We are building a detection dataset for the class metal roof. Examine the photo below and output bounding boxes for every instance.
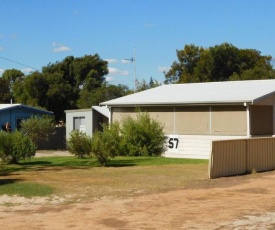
[0,104,53,114]
[92,106,109,118]
[65,106,109,118]
[100,80,275,107]
[0,104,21,110]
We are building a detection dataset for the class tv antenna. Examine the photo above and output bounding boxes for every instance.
[124,47,136,92]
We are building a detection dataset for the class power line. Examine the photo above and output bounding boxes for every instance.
[0,56,40,71]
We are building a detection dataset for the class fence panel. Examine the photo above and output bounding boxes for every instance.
[247,138,275,172]
[209,137,275,179]
[209,139,247,179]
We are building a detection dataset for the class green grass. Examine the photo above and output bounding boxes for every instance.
[0,156,208,199]
[18,156,207,167]
[0,181,54,197]
[1,156,207,174]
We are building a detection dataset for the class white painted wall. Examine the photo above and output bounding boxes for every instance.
[164,135,247,159]
[65,109,93,140]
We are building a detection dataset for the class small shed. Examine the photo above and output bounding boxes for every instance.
[65,106,109,140]
[100,79,275,159]
[0,103,53,131]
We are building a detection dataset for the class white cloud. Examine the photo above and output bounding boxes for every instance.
[158,66,170,73]
[21,68,34,74]
[0,46,3,51]
[121,59,131,64]
[108,67,129,76]
[106,76,113,82]
[104,59,118,63]
[0,69,4,76]
[52,42,71,52]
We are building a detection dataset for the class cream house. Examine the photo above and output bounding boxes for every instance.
[100,80,275,159]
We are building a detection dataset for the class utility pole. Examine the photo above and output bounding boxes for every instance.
[124,47,136,92]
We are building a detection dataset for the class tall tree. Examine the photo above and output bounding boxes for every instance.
[12,54,109,121]
[165,44,204,83]
[77,83,130,108]
[0,77,11,103]
[165,43,275,83]
[136,78,162,92]
[1,69,24,103]
[12,71,48,106]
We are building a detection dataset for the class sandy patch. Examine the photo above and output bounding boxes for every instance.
[1,171,275,229]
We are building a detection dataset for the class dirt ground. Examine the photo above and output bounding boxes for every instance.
[1,152,275,229]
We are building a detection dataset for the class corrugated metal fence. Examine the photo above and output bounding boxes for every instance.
[209,137,275,179]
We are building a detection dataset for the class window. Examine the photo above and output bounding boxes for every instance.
[73,117,85,131]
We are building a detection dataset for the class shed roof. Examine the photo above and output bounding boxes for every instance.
[0,104,53,114]
[92,106,109,118]
[100,80,275,107]
[65,106,109,118]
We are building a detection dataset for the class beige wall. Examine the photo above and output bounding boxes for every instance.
[112,105,247,136]
[254,94,275,134]
[112,107,174,133]
[211,106,247,135]
[175,107,210,134]
[250,105,273,135]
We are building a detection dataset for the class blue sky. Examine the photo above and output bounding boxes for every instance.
[1,0,275,89]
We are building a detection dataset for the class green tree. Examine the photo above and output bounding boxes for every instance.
[19,115,56,145]
[91,122,121,166]
[165,44,204,83]
[0,131,36,164]
[165,43,275,83]
[12,54,108,121]
[1,69,24,103]
[67,130,92,158]
[12,71,48,106]
[0,77,12,103]
[135,78,161,92]
[120,111,167,157]
[77,83,130,108]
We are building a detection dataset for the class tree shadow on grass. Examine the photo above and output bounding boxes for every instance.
[18,159,95,171]
[106,158,150,167]
[1,157,153,175]
[0,178,23,186]
[19,161,52,166]
[0,166,27,176]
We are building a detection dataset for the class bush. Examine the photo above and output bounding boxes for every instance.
[67,111,166,165]
[120,112,167,156]
[20,115,56,144]
[91,122,121,166]
[0,131,37,164]
[67,130,92,158]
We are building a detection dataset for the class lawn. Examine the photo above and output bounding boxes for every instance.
[0,156,208,202]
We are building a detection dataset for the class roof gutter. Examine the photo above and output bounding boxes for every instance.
[100,101,253,108]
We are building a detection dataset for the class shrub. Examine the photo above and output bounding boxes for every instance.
[20,115,56,144]
[0,131,37,164]
[120,112,167,156]
[91,122,121,166]
[67,130,92,158]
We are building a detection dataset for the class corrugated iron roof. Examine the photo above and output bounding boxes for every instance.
[100,79,275,106]
[0,104,21,109]
[0,104,53,114]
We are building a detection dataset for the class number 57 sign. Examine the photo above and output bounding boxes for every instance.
[166,135,179,152]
